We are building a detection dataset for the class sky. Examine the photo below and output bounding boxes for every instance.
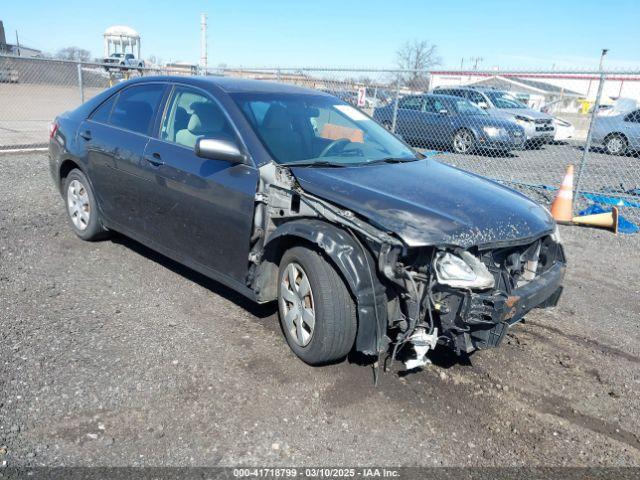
[3,0,639,70]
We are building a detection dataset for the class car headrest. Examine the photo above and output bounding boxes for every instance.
[188,102,226,135]
[262,105,293,130]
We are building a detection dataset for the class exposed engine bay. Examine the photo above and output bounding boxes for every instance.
[247,163,565,369]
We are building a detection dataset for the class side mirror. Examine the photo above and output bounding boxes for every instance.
[195,138,246,164]
[478,102,489,109]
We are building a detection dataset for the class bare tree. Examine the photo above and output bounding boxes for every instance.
[55,47,91,62]
[395,40,441,90]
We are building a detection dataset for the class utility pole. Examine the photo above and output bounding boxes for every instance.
[15,30,20,56]
[200,13,208,73]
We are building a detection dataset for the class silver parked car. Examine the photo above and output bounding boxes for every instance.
[592,109,640,155]
[433,86,556,145]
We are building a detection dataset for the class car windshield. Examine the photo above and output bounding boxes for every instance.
[485,91,527,109]
[232,92,419,166]
[454,99,488,115]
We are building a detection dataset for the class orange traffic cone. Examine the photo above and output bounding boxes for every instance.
[550,165,574,223]
[573,206,619,234]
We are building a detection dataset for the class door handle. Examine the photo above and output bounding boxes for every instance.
[79,130,92,141]
[144,152,164,167]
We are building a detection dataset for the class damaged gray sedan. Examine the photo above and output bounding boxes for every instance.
[49,76,565,368]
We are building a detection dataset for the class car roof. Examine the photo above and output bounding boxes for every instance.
[124,75,332,96]
[436,85,499,92]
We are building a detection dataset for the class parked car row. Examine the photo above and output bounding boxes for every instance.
[372,86,561,155]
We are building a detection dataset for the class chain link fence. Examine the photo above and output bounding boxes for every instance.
[1,54,639,235]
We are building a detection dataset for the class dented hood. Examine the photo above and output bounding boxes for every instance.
[290,159,554,248]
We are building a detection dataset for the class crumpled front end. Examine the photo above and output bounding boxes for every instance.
[249,162,565,368]
[380,230,565,368]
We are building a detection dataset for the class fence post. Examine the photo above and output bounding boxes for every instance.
[574,71,605,210]
[391,75,401,133]
[77,62,84,104]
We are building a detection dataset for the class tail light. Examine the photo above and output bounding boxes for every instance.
[49,121,58,140]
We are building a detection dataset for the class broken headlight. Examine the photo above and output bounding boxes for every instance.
[434,251,495,290]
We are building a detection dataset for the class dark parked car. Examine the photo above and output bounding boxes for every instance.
[373,94,525,154]
[49,76,565,369]
[433,86,556,146]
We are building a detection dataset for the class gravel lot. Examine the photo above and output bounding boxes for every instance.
[1,152,639,467]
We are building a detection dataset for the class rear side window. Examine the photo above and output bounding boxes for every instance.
[91,95,117,124]
[109,84,166,135]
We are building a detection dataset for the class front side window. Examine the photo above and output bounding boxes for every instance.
[424,97,449,114]
[109,84,166,135]
[233,93,418,166]
[398,96,424,111]
[485,91,527,109]
[465,90,487,105]
[161,87,237,149]
[454,99,488,115]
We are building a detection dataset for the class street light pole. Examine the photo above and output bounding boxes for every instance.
[598,49,609,71]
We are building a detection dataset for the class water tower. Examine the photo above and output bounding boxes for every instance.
[103,25,141,58]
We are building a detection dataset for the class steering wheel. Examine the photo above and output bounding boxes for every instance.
[319,138,351,158]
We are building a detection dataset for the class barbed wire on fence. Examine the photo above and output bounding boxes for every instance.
[1,54,638,233]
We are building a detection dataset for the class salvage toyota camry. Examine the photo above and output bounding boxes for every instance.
[49,76,565,368]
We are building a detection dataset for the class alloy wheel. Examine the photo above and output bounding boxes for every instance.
[67,179,91,231]
[454,130,473,154]
[280,262,316,347]
[606,136,624,155]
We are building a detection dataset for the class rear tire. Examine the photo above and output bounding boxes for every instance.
[277,246,357,365]
[63,169,108,241]
[605,134,628,155]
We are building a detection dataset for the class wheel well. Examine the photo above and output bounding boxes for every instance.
[455,127,474,135]
[257,234,360,305]
[59,159,81,186]
[257,236,322,302]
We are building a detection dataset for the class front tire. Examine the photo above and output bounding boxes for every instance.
[277,246,357,365]
[605,134,627,155]
[452,128,475,154]
[63,169,108,241]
